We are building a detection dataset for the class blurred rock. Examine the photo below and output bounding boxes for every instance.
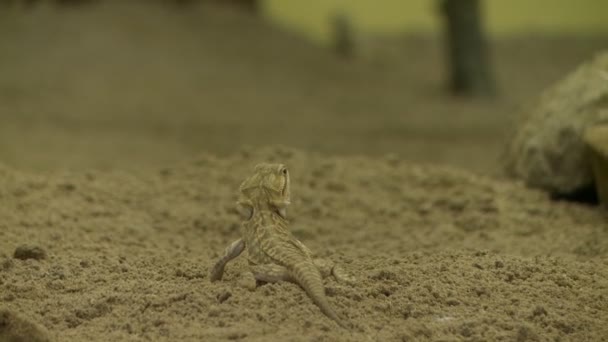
[0,309,51,342]
[584,122,608,205]
[504,52,608,195]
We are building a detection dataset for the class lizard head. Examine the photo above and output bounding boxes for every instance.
[237,163,291,219]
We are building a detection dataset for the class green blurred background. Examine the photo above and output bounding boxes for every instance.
[264,0,608,43]
[0,0,606,174]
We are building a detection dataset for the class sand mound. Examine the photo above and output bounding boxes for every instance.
[0,147,606,341]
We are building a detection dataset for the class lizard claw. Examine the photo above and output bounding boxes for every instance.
[332,265,356,285]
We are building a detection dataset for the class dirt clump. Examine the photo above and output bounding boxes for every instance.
[13,245,47,261]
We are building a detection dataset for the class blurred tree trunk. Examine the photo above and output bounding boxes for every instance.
[0,0,39,8]
[331,11,355,59]
[440,0,495,96]
[173,0,199,6]
[54,0,97,6]
[224,0,258,13]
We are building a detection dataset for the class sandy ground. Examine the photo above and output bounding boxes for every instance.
[1,2,608,342]
[1,147,607,341]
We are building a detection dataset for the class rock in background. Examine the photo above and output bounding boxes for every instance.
[504,52,608,195]
[583,121,608,204]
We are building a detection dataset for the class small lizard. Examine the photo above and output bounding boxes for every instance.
[210,163,352,329]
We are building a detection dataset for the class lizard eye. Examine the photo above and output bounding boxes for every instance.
[282,168,288,175]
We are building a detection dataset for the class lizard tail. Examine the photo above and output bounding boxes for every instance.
[290,261,349,329]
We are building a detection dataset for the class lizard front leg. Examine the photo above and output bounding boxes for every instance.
[210,238,245,281]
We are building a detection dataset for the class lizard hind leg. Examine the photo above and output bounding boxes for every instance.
[313,258,356,285]
[250,264,295,284]
[252,264,350,329]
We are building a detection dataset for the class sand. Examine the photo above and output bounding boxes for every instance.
[1,146,607,341]
[1,2,608,341]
